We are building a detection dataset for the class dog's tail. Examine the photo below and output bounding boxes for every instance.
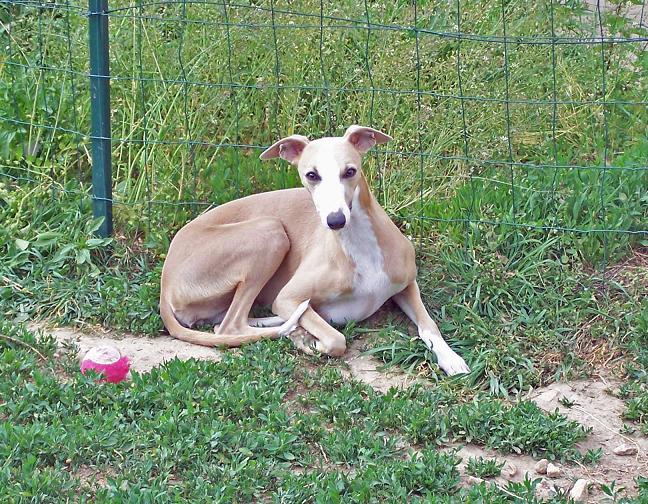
[159,296,309,348]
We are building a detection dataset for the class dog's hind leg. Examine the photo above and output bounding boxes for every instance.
[162,217,304,347]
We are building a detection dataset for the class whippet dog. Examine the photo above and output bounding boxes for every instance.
[160,125,470,375]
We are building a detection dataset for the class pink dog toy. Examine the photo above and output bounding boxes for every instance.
[80,345,130,383]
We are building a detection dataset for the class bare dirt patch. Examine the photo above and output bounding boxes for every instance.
[40,325,222,373]
[529,377,648,500]
[341,335,427,393]
[71,464,115,491]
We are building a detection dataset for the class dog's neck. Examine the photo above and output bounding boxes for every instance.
[335,172,384,267]
[339,171,379,232]
[356,171,376,212]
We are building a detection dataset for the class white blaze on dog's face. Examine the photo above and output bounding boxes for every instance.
[297,137,360,229]
[259,125,392,230]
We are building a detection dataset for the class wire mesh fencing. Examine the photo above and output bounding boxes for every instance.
[1,0,646,267]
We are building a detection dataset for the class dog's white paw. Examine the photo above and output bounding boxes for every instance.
[436,348,471,376]
[420,331,470,376]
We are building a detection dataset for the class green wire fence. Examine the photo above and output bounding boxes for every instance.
[0,0,646,266]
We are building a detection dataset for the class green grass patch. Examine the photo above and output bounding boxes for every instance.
[1,0,646,261]
[368,232,648,396]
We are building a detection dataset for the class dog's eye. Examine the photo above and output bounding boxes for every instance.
[343,167,357,178]
[305,171,320,182]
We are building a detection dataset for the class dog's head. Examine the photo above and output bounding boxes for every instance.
[260,125,392,230]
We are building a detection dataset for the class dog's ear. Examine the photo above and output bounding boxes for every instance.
[343,125,392,154]
[259,134,309,165]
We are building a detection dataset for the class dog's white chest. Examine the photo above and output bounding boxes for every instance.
[318,206,401,324]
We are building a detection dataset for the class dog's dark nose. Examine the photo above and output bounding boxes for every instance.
[326,211,346,230]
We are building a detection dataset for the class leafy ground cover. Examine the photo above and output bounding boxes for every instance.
[0,322,603,503]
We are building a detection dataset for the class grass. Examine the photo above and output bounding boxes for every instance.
[581,447,603,466]
[367,233,648,396]
[0,0,647,500]
[1,1,647,261]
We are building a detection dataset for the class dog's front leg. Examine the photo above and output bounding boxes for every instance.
[393,281,470,376]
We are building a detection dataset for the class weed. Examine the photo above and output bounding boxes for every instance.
[620,424,637,436]
[465,456,504,478]
[558,396,577,408]
[582,447,603,465]
[624,394,648,435]
[601,481,626,503]
[0,323,597,502]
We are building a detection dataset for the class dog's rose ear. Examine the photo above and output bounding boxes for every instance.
[344,125,392,154]
[259,135,309,165]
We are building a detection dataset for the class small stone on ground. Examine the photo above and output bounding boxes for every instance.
[546,462,561,478]
[534,458,548,475]
[570,479,589,503]
[502,462,517,480]
[613,443,638,456]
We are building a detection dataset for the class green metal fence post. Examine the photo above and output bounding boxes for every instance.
[88,0,112,237]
